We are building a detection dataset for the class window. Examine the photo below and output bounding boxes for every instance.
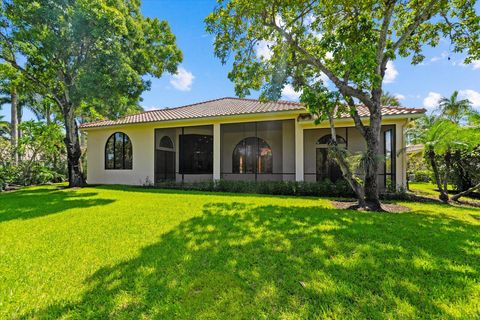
[105,132,132,170]
[317,134,346,145]
[384,129,394,188]
[159,136,174,149]
[233,137,272,174]
[179,134,213,174]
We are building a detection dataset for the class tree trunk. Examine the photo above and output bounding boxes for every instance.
[427,148,449,202]
[363,107,382,210]
[10,87,18,165]
[62,104,85,187]
[451,181,480,202]
[443,150,451,194]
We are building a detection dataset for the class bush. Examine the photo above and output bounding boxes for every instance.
[410,170,432,182]
[153,179,356,198]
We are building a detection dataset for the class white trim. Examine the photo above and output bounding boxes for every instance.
[213,123,221,180]
[295,120,304,181]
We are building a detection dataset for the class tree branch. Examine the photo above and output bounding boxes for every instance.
[0,53,64,108]
[265,17,374,109]
[376,1,395,76]
[382,0,437,69]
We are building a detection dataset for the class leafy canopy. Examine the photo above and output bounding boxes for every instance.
[0,0,182,119]
[206,0,480,116]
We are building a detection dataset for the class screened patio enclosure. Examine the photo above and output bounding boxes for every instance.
[153,120,396,190]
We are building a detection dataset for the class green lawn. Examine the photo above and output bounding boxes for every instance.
[1,185,479,319]
[409,181,480,204]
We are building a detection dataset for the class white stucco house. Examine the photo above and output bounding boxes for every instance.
[80,97,425,190]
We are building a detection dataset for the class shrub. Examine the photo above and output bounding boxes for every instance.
[153,179,356,198]
[410,170,432,182]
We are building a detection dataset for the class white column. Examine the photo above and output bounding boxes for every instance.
[395,122,406,189]
[213,123,221,180]
[295,120,304,181]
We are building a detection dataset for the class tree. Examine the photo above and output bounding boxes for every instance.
[0,113,8,137]
[0,0,182,187]
[0,62,21,164]
[206,0,480,210]
[410,112,480,202]
[438,90,473,124]
[381,92,402,107]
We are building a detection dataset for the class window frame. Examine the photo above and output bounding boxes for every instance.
[383,128,396,189]
[104,132,133,170]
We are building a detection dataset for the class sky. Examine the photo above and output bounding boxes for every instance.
[1,0,479,122]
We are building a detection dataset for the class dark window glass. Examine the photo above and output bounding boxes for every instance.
[384,129,394,189]
[179,134,213,174]
[159,136,174,149]
[317,134,346,145]
[105,136,114,169]
[385,130,393,174]
[105,132,133,170]
[232,137,272,174]
[124,135,133,169]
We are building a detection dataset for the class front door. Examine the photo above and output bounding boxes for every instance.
[155,150,175,182]
[316,148,342,182]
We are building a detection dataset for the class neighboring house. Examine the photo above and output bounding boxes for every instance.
[80,97,425,190]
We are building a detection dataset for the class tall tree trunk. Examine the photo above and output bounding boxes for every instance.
[62,104,85,187]
[10,87,18,165]
[427,148,449,202]
[363,106,382,210]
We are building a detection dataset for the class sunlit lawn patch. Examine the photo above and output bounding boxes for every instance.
[1,185,479,318]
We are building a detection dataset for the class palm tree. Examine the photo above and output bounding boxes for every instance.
[381,92,402,107]
[0,113,9,138]
[438,91,472,124]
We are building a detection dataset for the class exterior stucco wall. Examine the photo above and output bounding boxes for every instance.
[86,126,155,185]
[85,115,409,190]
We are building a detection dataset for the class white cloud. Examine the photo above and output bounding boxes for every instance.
[256,40,274,60]
[430,51,449,63]
[383,61,398,84]
[395,93,405,100]
[472,60,480,70]
[459,89,480,108]
[281,84,302,100]
[170,67,194,91]
[423,92,442,109]
[144,106,159,111]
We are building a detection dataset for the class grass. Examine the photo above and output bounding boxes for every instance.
[409,181,480,204]
[1,185,479,319]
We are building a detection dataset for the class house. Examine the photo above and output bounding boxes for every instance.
[80,97,425,190]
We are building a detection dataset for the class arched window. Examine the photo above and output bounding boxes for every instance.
[159,136,174,149]
[317,134,346,145]
[233,137,272,174]
[105,132,132,169]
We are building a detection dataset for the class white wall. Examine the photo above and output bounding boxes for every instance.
[85,117,408,188]
[86,126,155,185]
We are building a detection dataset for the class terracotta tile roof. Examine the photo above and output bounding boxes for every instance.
[80,97,426,129]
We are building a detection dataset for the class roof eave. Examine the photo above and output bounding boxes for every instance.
[80,108,306,131]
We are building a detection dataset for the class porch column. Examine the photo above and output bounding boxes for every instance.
[295,119,304,181]
[395,121,407,189]
[213,123,221,180]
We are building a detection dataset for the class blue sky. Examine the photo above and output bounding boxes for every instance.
[1,0,479,121]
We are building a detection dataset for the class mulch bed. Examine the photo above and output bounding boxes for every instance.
[332,200,410,213]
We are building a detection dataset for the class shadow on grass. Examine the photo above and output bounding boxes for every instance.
[0,187,115,223]
[24,201,480,318]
